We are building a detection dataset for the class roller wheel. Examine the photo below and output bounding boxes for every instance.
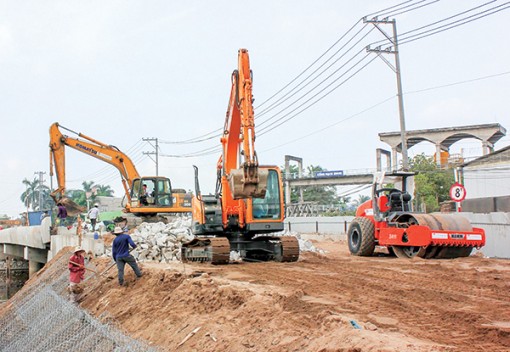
[392,246,426,258]
[435,246,473,259]
[348,217,375,256]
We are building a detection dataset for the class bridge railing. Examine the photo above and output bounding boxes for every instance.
[283,168,381,180]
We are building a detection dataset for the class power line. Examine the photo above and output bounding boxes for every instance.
[377,0,440,19]
[158,1,432,146]
[260,95,396,152]
[256,26,374,122]
[399,2,510,45]
[158,1,510,156]
[258,53,378,135]
[405,70,510,94]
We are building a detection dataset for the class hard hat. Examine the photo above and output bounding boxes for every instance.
[74,246,85,253]
[113,226,123,234]
[94,204,99,207]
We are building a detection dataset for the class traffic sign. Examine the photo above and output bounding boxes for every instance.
[449,183,466,202]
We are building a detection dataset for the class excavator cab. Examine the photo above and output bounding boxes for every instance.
[130,177,174,208]
[250,168,282,220]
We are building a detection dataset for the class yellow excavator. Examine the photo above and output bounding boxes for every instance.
[49,122,192,217]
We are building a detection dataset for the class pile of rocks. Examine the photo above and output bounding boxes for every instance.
[103,217,194,262]
[103,218,324,263]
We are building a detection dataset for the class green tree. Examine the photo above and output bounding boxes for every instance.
[20,178,50,211]
[409,154,454,212]
[352,194,370,207]
[63,181,114,209]
[283,164,339,204]
[96,184,114,197]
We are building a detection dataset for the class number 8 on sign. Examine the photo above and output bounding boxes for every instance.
[449,182,466,202]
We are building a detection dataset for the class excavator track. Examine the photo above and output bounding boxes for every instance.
[181,237,230,264]
[278,236,300,262]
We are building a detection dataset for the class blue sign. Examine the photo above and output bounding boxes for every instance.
[316,170,344,178]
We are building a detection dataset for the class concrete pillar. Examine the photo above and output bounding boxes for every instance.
[435,143,442,167]
[391,147,398,171]
[285,180,291,206]
[482,140,494,155]
[28,260,44,278]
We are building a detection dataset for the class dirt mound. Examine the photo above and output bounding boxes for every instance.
[3,240,510,351]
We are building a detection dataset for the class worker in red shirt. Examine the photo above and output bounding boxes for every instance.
[68,246,86,304]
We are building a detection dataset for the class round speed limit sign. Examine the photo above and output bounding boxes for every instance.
[449,183,467,202]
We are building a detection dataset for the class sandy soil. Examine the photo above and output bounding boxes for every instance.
[70,239,510,352]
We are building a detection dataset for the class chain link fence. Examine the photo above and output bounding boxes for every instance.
[0,252,156,352]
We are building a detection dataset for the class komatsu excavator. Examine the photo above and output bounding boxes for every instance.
[181,49,299,264]
[49,123,192,217]
[348,171,485,259]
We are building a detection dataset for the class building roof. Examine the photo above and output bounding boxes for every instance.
[461,145,510,168]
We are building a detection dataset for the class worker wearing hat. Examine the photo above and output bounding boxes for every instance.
[112,226,142,286]
[87,204,100,232]
[68,246,86,304]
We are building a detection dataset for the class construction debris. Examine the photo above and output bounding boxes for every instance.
[101,218,321,263]
[177,326,201,348]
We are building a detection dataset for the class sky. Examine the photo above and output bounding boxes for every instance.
[0,0,509,218]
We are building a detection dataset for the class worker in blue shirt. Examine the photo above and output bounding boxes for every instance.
[112,226,142,286]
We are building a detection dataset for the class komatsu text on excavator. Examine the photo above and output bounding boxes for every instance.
[181,49,299,264]
[49,123,192,217]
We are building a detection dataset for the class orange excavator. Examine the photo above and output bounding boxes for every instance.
[49,122,192,217]
[181,49,299,264]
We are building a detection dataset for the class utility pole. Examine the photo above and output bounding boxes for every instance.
[34,171,46,210]
[365,17,409,170]
[143,138,159,176]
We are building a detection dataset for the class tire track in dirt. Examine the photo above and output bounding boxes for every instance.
[214,245,510,351]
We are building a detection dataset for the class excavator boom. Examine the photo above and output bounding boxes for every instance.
[222,48,268,200]
[49,122,192,217]
[184,49,299,264]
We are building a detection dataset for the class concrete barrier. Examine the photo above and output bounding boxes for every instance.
[461,212,510,259]
[0,217,51,249]
[285,216,354,235]
[49,234,105,260]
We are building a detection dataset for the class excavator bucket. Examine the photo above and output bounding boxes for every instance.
[59,197,86,217]
[229,167,268,199]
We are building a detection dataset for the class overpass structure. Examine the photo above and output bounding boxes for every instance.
[283,165,377,216]
[380,123,506,169]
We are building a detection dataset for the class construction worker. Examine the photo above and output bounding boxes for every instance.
[87,204,100,231]
[68,246,86,304]
[112,226,142,286]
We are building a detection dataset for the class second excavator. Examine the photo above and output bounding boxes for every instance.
[181,49,299,264]
[49,123,192,218]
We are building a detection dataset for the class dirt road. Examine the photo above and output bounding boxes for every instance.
[79,240,510,351]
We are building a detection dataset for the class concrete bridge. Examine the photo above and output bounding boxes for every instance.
[0,218,104,277]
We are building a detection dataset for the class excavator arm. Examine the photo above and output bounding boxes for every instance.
[221,48,268,200]
[49,122,140,207]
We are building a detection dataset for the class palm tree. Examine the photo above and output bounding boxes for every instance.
[96,184,114,197]
[352,194,371,207]
[20,178,50,211]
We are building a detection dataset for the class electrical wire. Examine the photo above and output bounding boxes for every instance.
[376,0,439,19]
[258,53,378,135]
[260,95,396,152]
[405,70,510,95]
[158,1,430,146]
[256,26,374,121]
[157,1,509,156]
[399,2,510,45]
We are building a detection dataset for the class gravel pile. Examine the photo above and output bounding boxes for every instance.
[103,218,323,262]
